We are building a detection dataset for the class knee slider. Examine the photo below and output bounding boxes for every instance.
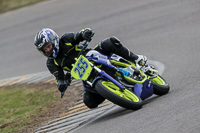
[110,36,122,48]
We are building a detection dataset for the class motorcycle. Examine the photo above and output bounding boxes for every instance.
[63,40,170,110]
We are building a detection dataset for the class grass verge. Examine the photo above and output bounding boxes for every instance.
[0,0,46,13]
[0,82,82,133]
[0,83,59,133]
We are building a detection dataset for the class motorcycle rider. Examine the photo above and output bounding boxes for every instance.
[34,28,147,109]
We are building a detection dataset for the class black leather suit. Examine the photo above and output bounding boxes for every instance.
[47,30,138,109]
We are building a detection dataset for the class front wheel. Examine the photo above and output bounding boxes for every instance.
[95,79,143,110]
[150,75,170,95]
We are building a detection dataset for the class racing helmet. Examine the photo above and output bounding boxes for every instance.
[34,28,59,59]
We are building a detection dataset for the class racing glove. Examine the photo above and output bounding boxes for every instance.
[135,55,147,66]
[81,28,95,41]
[57,80,68,93]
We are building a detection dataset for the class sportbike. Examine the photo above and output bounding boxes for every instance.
[62,40,170,110]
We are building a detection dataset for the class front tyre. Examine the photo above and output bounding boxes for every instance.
[150,75,170,95]
[95,79,143,110]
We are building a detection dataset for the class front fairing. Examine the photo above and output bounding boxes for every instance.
[85,50,114,69]
[86,50,131,67]
[85,50,109,60]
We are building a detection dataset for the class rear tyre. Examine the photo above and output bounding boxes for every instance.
[95,79,143,110]
[150,75,170,95]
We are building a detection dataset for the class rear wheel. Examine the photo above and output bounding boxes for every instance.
[95,79,143,110]
[150,75,170,95]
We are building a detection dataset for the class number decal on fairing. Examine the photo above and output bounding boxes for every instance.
[74,57,88,78]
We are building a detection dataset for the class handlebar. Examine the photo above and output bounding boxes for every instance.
[77,41,89,57]
[77,32,94,57]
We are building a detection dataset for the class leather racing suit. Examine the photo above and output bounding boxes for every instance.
[46,29,140,109]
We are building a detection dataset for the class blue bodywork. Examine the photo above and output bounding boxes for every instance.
[86,50,115,69]
[134,80,153,100]
[85,50,153,100]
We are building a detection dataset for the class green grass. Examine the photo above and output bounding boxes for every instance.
[0,0,46,13]
[0,85,58,133]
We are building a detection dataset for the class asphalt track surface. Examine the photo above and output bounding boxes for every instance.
[0,0,200,133]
